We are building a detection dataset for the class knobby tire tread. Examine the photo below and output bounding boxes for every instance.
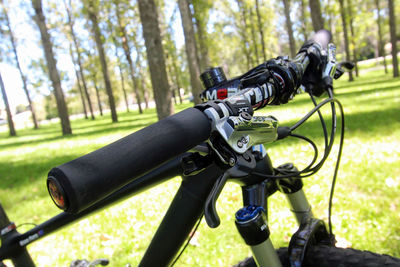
[234,245,400,267]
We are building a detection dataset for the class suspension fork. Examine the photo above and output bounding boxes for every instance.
[234,152,283,267]
[275,163,313,224]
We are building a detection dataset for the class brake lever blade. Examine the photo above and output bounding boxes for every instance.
[204,172,229,228]
[340,61,355,70]
[334,61,355,79]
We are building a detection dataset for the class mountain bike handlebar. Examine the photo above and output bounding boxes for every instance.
[47,108,211,213]
[47,30,332,214]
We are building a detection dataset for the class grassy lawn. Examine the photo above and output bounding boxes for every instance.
[1,69,399,266]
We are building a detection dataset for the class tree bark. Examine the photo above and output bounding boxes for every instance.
[309,0,324,31]
[137,0,173,119]
[0,72,16,136]
[338,0,354,81]
[282,0,296,58]
[64,0,95,120]
[32,0,72,135]
[103,9,130,113]
[192,2,211,72]
[92,74,103,116]
[133,39,150,109]
[2,1,39,129]
[375,0,388,74]
[86,0,118,122]
[113,42,130,112]
[115,2,143,114]
[68,43,88,119]
[236,0,253,69]
[347,0,359,77]
[255,0,267,62]
[178,0,203,105]
[300,0,308,41]
[171,56,183,104]
[248,7,260,64]
[388,0,399,77]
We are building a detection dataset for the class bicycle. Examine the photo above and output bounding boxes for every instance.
[1,30,400,267]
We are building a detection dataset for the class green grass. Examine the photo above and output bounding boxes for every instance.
[1,69,400,266]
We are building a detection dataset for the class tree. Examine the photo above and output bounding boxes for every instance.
[1,0,39,129]
[68,41,88,118]
[178,0,203,105]
[338,0,353,81]
[236,0,253,69]
[255,0,267,62]
[31,0,72,135]
[114,0,143,114]
[192,0,212,71]
[375,0,388,74]
[309,0,324,31]
[388,0,398,77]
[298,0,309,41]
[347,0,359,77]
[85,46,103,116]
[64,0,95,119]
[137,0,173,119]
[105,14,130,113]
[0,72,16,136]
[132,37,151,109]
[282,0,296,58]
[85,0,118,122]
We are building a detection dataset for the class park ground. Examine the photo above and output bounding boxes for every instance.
[0,67,399,266]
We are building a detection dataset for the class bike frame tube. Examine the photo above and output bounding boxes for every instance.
[0,154,185,263]
[140,164,223,266]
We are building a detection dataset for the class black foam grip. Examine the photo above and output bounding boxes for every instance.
[47,108,211,214]
[310,29,332,49]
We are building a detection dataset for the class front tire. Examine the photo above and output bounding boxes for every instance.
[235,245,400,267]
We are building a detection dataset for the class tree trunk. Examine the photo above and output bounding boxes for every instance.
[113,43,130,112]
[248,7,260,64]
[375,0,388,74]
[171,57,183,104]
[133,39,150,110]
[115,2,143,114]
[92,74,103,116]
[105,11,129,113]
[309,0,324,31]
[255,0,267,62]
[388,0,399,77]
[178,0,203,105]
[2,2,39,129]
[65,0,95,120]
[32,0,72,135]
[347,0,359,77]
[338,0,353,81]
[300,0,308,41]
[192,3,211,72]
[68,43,88,119]
[282,0,296,58]
[237,0,253,69]
[86,0,118,122]
[137,0,173,119]
[0,72,16,136]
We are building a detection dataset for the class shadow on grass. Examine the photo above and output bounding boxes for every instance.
[290,83,400,107]
[334,75,395,89]
[269,104,400,149]
[0,153,82,191]
[0,119,157,151]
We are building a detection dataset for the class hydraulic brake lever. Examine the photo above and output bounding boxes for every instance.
[204,151,257,228]
[334,61,355,79]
